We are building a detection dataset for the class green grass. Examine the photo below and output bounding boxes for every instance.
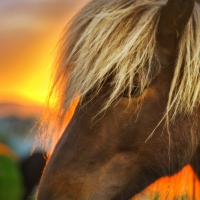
[0,155,24,200]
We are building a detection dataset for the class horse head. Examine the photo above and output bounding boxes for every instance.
[37,0,200,199]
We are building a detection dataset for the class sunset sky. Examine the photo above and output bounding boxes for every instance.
[0,0,89,106]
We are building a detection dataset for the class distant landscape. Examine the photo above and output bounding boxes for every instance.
[0,103,43,158]
[0,103,45,200]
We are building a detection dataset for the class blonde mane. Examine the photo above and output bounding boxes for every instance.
[37,0,200,152]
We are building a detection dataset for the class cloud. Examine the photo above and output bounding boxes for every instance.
[0,0,89,31]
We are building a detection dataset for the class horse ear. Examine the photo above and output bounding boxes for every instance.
[157,0,195,53]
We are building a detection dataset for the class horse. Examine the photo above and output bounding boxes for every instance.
[36,0,200,199]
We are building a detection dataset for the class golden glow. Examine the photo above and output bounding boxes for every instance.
[0,0,89,106]
[146,165,200,199]
[133,165,200,199]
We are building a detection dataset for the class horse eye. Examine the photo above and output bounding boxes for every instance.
[122,84,140,98]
